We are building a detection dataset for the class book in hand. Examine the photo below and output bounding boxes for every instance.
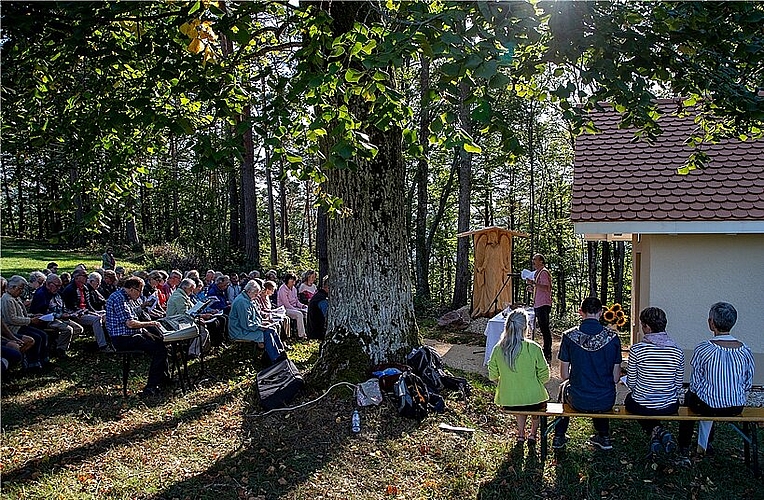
[187,298,214,316]
[270,306,287,322]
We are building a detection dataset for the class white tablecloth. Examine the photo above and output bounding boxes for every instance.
[483,307,535,366]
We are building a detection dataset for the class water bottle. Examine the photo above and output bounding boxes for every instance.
[351,409,361,434]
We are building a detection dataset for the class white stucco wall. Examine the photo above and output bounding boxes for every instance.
[636,234,764,383]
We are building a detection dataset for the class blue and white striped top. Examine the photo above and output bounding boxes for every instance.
[626,341,685,410]
[690,339,755,408]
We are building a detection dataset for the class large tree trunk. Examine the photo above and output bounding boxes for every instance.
[311,1,418,383]
[414,55,431,302]
[241,105,260,268]
[265,146,278,267]
[312,127,419,381]
[452,79,473,310]
[316,203,328,281]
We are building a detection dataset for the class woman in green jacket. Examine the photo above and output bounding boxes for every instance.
[488,308,550,446]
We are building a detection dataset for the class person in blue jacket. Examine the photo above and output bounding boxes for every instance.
[228,280,285,363]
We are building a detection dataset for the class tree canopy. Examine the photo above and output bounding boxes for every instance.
[2,1,762,376]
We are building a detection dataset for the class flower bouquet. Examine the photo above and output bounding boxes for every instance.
[602,303,629,331]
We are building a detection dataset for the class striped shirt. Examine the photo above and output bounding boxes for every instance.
[690,339,755,408]
[626,341,685,410]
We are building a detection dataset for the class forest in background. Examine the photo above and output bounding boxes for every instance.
[0,1,675,320]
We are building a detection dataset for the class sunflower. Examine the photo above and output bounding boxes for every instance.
[616,316,628,327]
[610,303,622,313]
[616,310,625,319]
[603,310,616,322]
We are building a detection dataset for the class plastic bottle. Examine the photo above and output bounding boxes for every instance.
[351,409,361,433]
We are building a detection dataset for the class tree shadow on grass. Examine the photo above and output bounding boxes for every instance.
[2,387,242,486]
[155,379,361,500]
[477,441,545,500]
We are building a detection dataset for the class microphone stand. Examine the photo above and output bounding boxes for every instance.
[489,274,517,317]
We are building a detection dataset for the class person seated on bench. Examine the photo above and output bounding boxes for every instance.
[624,307,684,455]
[277,272,308,340]
[677,302,755,460]
[307,276,329,341]
[229,280,286,363]
[62,269,110,351]
[30,274,79,356]
[166,278,210,357]
[488,308,549,447]
[106,276,170,398]
[553,297,622,451]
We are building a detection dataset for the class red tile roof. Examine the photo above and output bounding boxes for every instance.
[572,101,764,223]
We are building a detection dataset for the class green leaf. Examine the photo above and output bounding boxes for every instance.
[345,68,362,83]
[463,142,482,154]
[475,60,498,80]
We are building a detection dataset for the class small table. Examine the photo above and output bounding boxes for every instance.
[483,307,535,366]
[164,334,205,392]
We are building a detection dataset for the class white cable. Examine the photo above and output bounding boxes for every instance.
[246,381,358,417]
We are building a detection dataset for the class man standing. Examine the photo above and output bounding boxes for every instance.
[307,276,329,340]
[101,247,116,270]
[229,280,285,363]
[106,276,169,397]
[552,297,622,451]
[677,302,754,461]
[526,254,553,362]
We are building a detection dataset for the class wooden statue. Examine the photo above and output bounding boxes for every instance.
[457,227,528,318]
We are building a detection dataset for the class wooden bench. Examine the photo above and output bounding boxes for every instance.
[525,403,764,476]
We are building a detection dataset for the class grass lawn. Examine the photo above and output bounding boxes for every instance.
[0,237,105,278]
[1,332,761,500]
[1,240,761,499]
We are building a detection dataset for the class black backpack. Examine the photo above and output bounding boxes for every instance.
[393,371,430,420]
[406,345,471,397]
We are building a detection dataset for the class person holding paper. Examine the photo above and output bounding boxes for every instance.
[106,276,169,398]
[29,274,79,357]
[229,280,286,363]
[1,275,49,368]
[62,269,110,351]
[623,307,684,455]
[526,254,553,362]
[277,272,308,340]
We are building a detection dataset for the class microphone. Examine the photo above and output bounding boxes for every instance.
[506,273,521,278]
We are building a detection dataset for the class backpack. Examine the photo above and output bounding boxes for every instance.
[406,345,446,391]
[406,345,472,397]
[393,372,430,420]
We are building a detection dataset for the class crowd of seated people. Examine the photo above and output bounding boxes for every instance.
[1,260,331,397]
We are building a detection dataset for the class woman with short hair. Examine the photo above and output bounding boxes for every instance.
[624,307,684,455]
[277,272,308,340]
